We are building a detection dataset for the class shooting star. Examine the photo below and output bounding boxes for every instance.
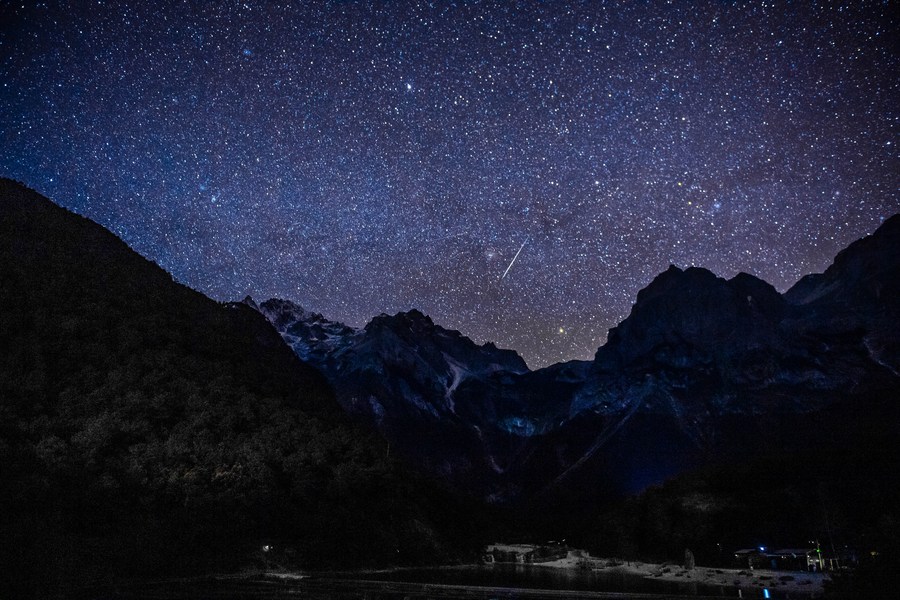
[500,237,529,280]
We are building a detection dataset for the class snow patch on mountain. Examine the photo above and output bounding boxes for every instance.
[442,352,469,414]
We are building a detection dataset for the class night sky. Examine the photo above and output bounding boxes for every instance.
[2,1,897,368]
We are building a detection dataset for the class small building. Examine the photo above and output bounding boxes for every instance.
[768,548,823,572]
[733,548,766,569]
[734,546,829,572]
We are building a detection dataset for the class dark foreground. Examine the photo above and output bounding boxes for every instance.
[74,571,790,600]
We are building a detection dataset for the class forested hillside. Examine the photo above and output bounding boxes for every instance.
[0,179,480,597]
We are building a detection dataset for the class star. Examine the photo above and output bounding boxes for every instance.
[0,1,896,368]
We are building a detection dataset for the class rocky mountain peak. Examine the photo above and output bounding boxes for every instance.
[366,308,437,336]
[358,310,529,373]
[240,295,260,311]
[595,265,786,370]
[257,297,310,326]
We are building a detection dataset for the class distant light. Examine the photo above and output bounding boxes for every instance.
[759,546,766,552]
[262,544,272,552]
[763,589,770,599]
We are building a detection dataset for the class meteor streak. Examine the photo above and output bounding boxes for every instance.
[500,237,529,280]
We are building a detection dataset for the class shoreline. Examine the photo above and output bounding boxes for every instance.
[268,549,827,597]
[521,551,827,597]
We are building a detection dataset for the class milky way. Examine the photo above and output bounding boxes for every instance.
[2,1,897,367]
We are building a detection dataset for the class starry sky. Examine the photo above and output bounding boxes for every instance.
[2,1,898,368]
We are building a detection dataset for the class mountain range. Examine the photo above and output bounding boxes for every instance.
[248,214,900,507]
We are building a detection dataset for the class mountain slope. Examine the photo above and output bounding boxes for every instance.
[785,214,900,374]
[0,179,478,597]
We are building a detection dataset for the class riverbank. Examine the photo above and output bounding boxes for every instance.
[536,551,827,597]
[291,549,828,598]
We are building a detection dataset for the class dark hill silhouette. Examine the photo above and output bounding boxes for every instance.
[0,179,479,598]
